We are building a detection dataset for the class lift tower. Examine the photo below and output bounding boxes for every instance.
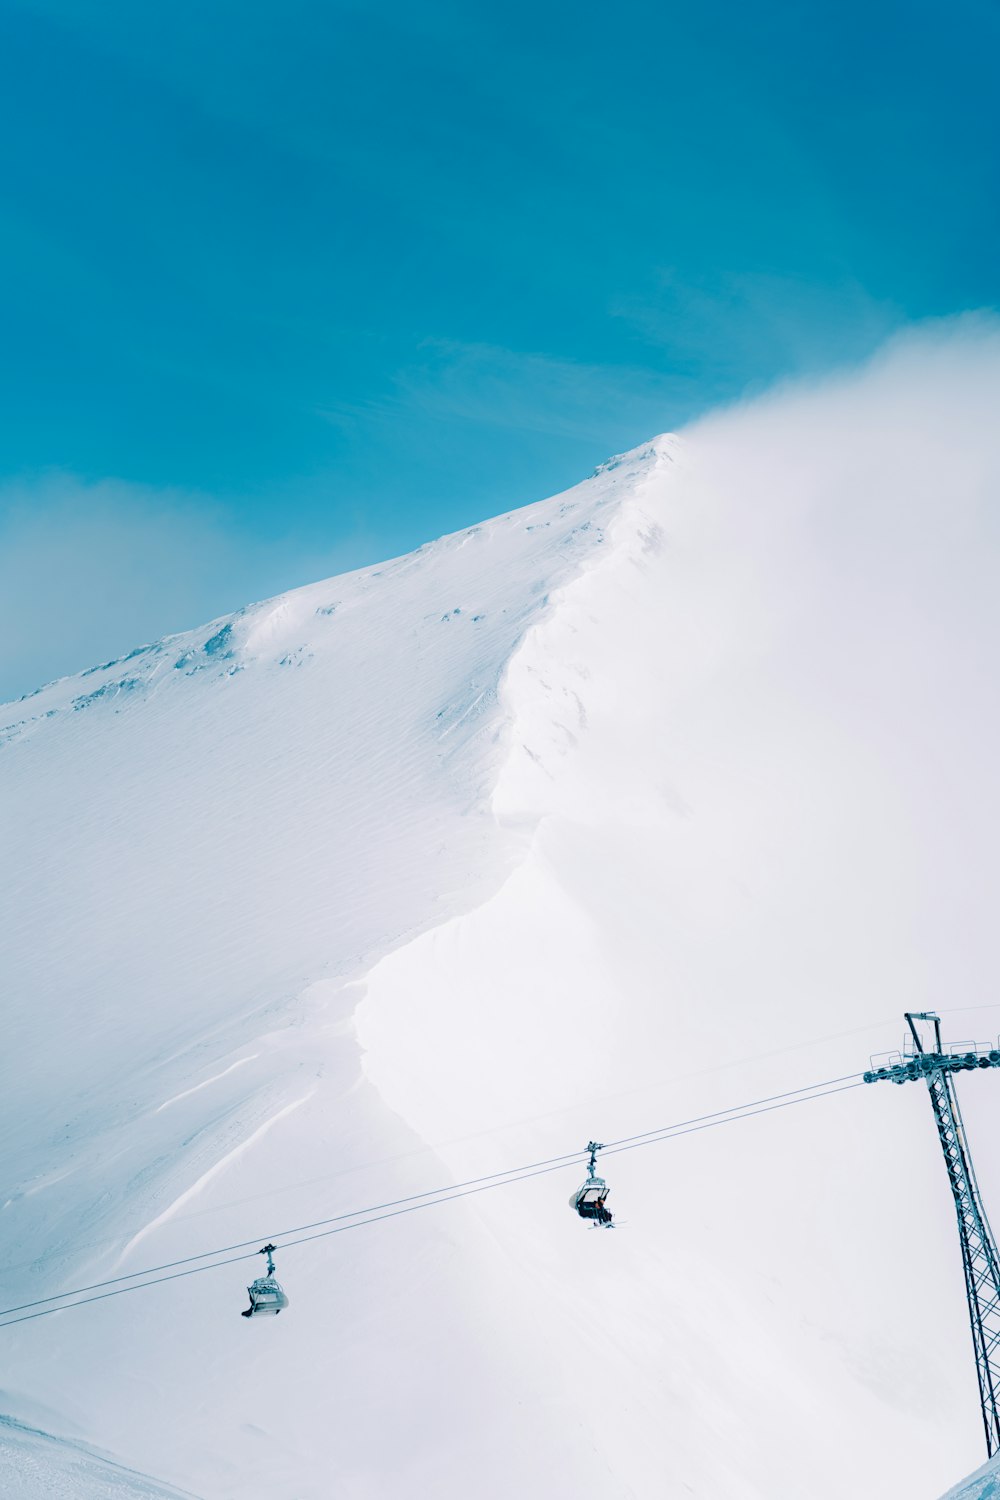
[865,1012,1000,1456]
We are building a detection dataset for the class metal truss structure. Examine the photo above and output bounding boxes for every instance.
[865,1012,1000,1456]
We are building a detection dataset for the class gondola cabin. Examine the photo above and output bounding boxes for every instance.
[242,1275,289,1317]
[570,1141,613,1227]
[242,1243,289,1318]
[569,1176,613,1225]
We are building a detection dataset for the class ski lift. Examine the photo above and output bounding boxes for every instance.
[569,1141,613,1227]
[241,1243,289,1318]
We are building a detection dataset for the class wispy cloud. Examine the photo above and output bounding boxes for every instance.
[388,339,687,443]
[613,269,902,386]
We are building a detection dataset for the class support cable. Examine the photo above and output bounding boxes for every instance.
[0,1071,865,1330]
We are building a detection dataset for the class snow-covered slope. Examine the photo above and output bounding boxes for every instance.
[0,1416,198,1500]
[943,1456,1000,1500]
[4,329,1000,1500]
[0,445,657,1497]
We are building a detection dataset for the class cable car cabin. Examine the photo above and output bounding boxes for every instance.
[570,1177,613,1227]
[570,1140,613,1227]
[241,1243,289,1318]
[242,1275,289,1317]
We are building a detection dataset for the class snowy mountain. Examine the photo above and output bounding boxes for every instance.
[4,329,1000,1499]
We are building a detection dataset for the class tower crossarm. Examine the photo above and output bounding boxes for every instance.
[863,1049,1000,1086]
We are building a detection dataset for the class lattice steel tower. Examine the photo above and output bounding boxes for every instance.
[865,1012,1000,1456]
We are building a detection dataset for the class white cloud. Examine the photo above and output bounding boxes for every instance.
[688,310,1000,504]
[0,474,367,704]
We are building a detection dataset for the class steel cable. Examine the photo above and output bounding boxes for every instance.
[0,1072,865,1329]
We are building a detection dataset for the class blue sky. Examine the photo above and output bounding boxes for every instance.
[1,0,998,697]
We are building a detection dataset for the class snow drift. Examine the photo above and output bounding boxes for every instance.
[4,319,1000,1498]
